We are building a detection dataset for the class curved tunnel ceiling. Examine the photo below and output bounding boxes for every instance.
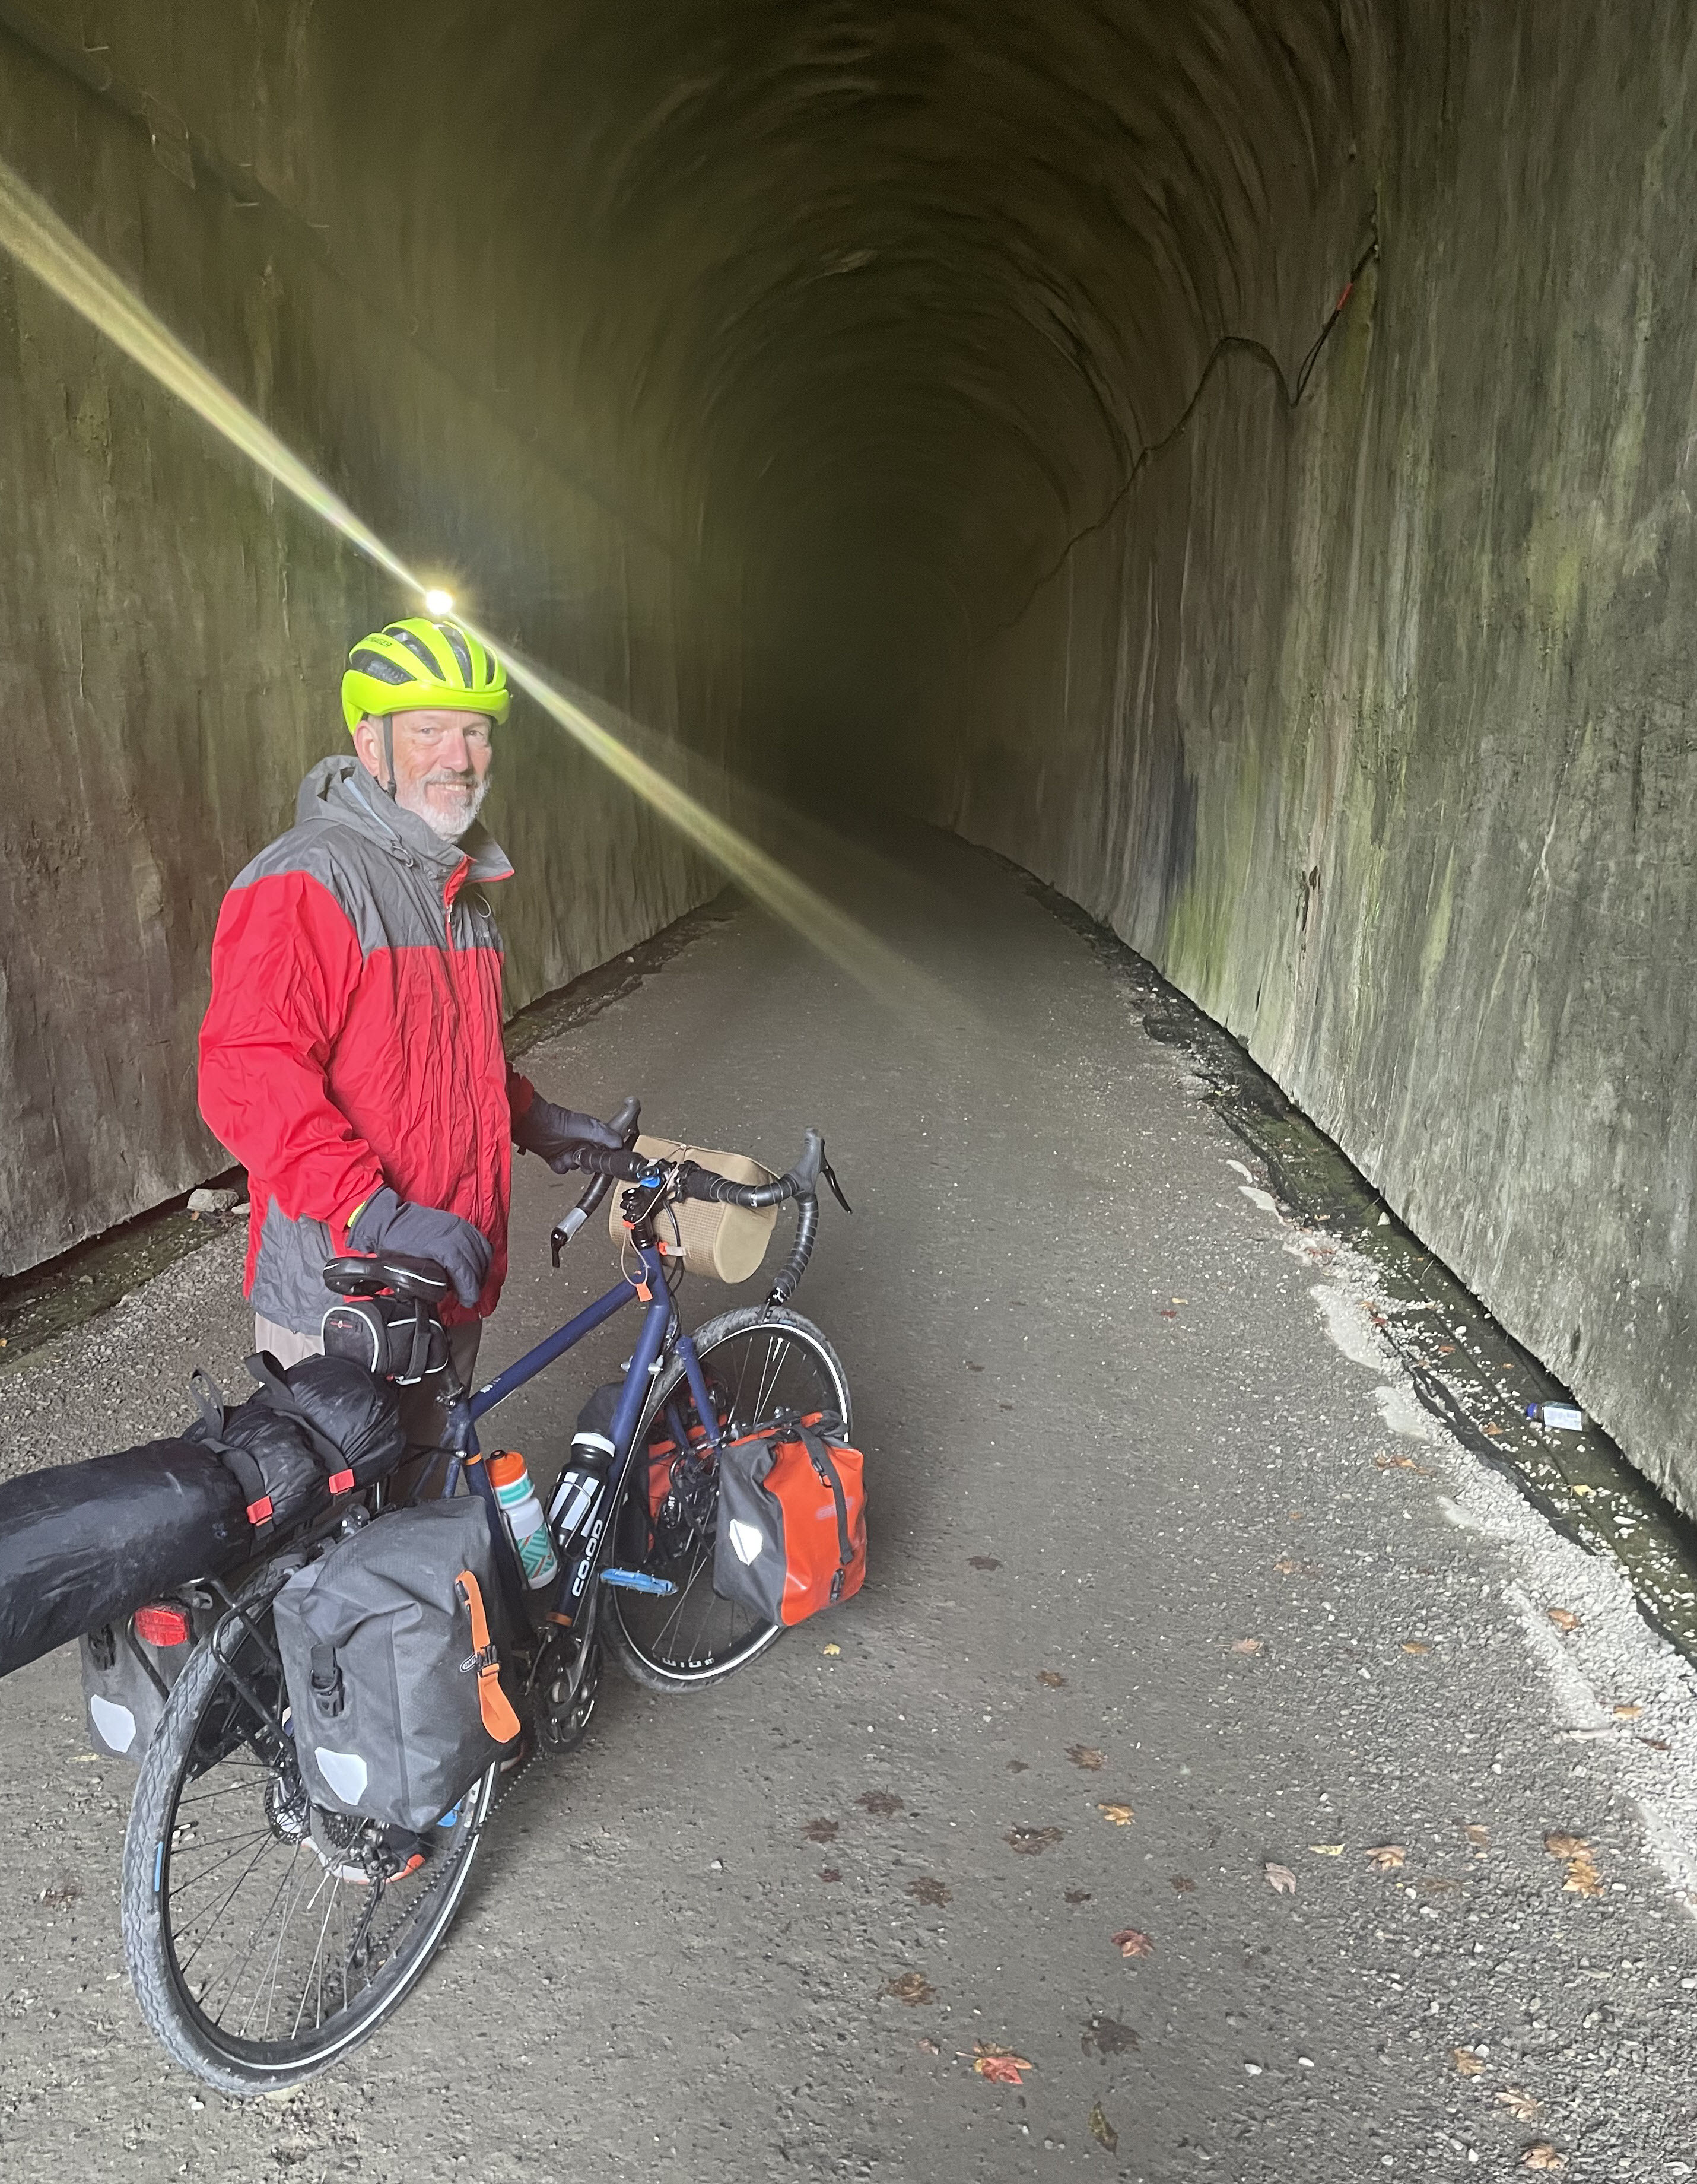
[314,2,1362,638]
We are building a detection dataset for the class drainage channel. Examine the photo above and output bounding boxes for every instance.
[0,889,738,1371]
[1024,870,1697,1672]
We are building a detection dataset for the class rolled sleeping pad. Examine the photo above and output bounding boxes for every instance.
[0,1439,251,1681]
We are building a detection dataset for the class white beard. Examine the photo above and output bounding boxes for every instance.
[404,770,490,841]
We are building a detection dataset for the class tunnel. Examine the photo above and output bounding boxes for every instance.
[1,0,1693,1533]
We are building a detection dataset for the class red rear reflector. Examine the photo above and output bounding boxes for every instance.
[328,1468,355,1494]
[135,1604,190,1647]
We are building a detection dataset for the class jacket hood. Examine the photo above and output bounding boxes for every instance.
[295,754,514,884]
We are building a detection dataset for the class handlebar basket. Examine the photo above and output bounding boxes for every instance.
[607,1135,778,1283]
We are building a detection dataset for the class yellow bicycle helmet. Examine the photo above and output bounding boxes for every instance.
[341,617,510,735]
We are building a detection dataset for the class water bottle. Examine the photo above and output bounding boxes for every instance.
[488,1452,560,1589]
[547,1424,615,1618]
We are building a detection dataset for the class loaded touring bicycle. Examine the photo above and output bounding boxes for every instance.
[0,1101,862,2091]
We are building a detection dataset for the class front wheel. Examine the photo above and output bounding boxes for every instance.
[120,1560,496,2094]
[605,1306,851,1694]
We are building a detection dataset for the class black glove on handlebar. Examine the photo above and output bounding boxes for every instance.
[348,1188,492,1309]
[513,1094,626,1172]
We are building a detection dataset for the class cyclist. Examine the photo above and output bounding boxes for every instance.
[198,616,617,1439]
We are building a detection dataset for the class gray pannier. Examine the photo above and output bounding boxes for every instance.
[274,1500,521,1834]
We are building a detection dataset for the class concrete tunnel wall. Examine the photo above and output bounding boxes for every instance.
[2,5,1695,1510]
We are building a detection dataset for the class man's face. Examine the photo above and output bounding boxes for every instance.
[354,707,494,840]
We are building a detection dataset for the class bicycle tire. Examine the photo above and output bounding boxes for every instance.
[605,1305,851,1695]
[120,1558,497,2095]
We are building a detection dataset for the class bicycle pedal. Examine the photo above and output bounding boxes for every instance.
[599,1567,676,1595]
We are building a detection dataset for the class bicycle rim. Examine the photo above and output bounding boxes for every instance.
[609,1309,851,1688]
[123,1567,494,2090]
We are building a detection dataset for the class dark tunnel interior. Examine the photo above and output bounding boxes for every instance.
[3,3,1696,1508]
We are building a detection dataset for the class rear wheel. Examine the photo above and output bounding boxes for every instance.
[120,1560,495,2094]
[606,1306,850,1694]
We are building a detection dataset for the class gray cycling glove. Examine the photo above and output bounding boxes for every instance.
[513,1094,625,1172]
[348,1187,492,1308]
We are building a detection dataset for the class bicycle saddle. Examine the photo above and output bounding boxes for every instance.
[321,1252,450,1301]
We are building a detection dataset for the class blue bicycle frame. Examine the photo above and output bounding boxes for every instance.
[426,1238,727,1605]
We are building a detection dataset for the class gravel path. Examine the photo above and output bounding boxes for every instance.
[0,835,1692,2180]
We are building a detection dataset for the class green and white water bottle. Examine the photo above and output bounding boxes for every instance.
[488,1452,561,1589]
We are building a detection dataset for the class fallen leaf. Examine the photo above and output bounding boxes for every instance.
[907,1877,951,1907]
[1159,1309,1177,1320]
[1308,1843,1345,1856]
[857,1791,904,1819]
[1081,2014,1139,2056]
[1377,1452,1419,1471]
[1543,1831,1604,1895]
[1400,1640,1432,1655]
[1483,1423,1504,1437]
[1089,2100,1119,2154]
[1098,1803,1136,1827]
[882,1971,936,2006]
[968,1555,1000,1571]
[1612,1703,1643,1720]
[1462,1824,1490,1847]
[1170,1874,1196,1893]
[1231,1637,1264,1655]
[1367,1844,1406,1871]
[1453,2047,1485,2077]
[1496,2089,1540,2122]
[819,1868,842,1883]
[1067,1744,1105,1770]
[1264,1862,1298,1895]
[916,2036,941,2055]
[1006,1760,1029,1773]
[1546,1607,1581,1633]
[1438,1342,1456,1355]
[972,2043,1032,2085]
[1274,1557,1298,1574]
[802,1818,838,1843]
[1522,2146,1565,2172]
[822,1642,841,1656]
[1037,1671,1067,1689]
[1008,1826,1064,1855]
[1110,1928,1153,1958]
[1063,1888,1092,1904]
[1637,1734,1671,1753]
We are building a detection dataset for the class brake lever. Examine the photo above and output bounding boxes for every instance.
[819,1149,852,1214]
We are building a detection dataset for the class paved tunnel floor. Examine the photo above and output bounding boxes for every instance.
[1,834,1694,2182]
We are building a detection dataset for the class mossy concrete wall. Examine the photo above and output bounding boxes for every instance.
[0,5,726,1275]
[952,8,1697,1512]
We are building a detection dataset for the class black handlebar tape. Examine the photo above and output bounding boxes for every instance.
[566,1142,652,1183]
[768,1189,819,1305]
[570,1095,643,1223]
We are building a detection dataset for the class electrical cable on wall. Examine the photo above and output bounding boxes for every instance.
[997,221,1381,633]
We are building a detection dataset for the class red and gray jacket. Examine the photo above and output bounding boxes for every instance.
[199,755,541,1335]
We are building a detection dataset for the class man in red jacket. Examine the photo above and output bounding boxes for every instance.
[199,615,616,1436]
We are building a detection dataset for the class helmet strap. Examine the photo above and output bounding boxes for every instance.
[379,717,398,799]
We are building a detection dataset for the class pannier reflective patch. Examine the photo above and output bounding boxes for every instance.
[89,1695,137,1753]
[729,1519,766,1566]
[316,1749,369,1805]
